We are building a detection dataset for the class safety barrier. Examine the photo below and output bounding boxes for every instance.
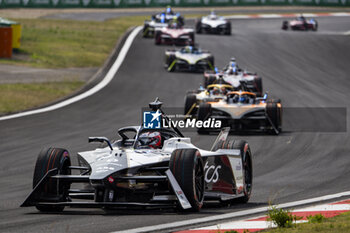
[0,0,349,8]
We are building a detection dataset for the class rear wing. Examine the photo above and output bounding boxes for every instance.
[210,127,230,151]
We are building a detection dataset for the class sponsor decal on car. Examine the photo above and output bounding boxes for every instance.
[204,161,221,183]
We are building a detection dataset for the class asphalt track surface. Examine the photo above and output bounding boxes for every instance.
[1,16,350,233]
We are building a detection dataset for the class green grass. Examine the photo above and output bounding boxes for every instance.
[261,211,350,233]
[0,16,148,114]
[0,16,147,68]
[0,81,84,114]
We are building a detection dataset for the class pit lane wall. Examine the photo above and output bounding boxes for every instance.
[0,0,349,8]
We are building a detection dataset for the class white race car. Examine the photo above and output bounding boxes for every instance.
[204,58,263,97]
[143,10,184,38]
[21,99,253,213]
[196,12,231,35]
[164,46,214,72]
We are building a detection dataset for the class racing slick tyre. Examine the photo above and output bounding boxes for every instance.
[184,94,197,116]
[33,148,71,212]
[169,149,205,212]
[282,21,288,30]
[196,20,202,34]
[312,21,318,31]
[266,99,282,135]
[203,75,216,88]
[166,55,176,72]
[189,32,195,46]
[142,25,149,38]
[208,56,215,70]
[197,103,212,134]
[224,22,231,35]
[214,140,252,204]
[253,76,263,97]
[155,31,162,45]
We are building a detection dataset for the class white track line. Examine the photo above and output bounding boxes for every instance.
[112,191,350,233]
[0,26,143,122]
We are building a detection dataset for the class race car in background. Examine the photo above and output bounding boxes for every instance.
[155,22,195,46]
[282,15,318,31]
[204,58,263,97]
[196,11,231,35]
[164,46,214,72]
[196,91,282,134]
[184,83,234,116]
[21,99,253,213]
[143,7,184,38]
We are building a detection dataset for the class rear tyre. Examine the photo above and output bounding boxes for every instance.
[224,22,231,35]
[155,31,161,45]
[169,149,205,212]
[282,21,288,30]
[184,94,197,116]
[313,21,318,31]
[197,103,211,134]
[266,99,282,134]
[208,56,215,70]
[166,55,176,72]
[253,76,263,97]
[142,25,149,38]
[33,148,71,212]
[189,32,195,46]
[196,20,202,34]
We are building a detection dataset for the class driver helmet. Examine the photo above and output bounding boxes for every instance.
[160,13,166,23]
[239,96,246,103]
[185,46,193,53]
[166,6,172,14]
[210,11,217,20]
[212,87,220,95]
[221,86,227,95]
[138,131,162,149]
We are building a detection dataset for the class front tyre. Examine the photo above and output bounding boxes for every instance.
[33,148,71,212]
[170,149,205,212]
[184,94,197,116]
[232,140,253,203]
[214,140,252,204]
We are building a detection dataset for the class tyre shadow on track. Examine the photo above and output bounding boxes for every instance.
[23,202,267,216]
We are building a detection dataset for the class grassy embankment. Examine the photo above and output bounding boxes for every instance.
[0,15,147,114]
[231,211,350,233]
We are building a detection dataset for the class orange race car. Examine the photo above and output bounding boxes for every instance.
[196,91,282,134]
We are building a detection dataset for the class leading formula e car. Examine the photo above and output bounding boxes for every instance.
[282,16,318,31]
[21,99,253,212]
[184,83,234,116]
[196,91,282,135]
[143,8,184,38]
[196,11,231,35]
[155,22,195,46]
[165,46,214,72]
